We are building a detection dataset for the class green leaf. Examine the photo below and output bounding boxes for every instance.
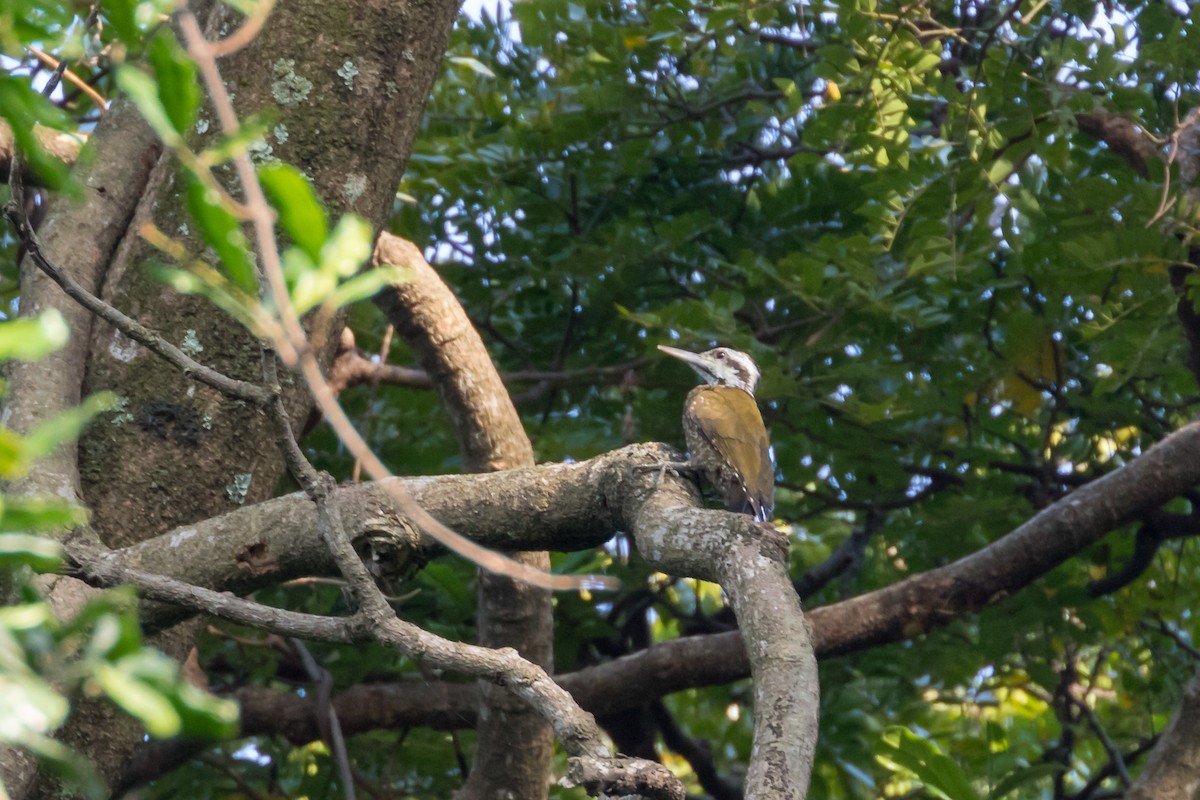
[100,651,238,739]
[0,534,62,572]
[95,662,182,737]
[447,56,496,78]
[102,0,140,45]
[152,265,263,332]
[988,763,1065,800]
[987,156,1014,186]
[0,428,29,480]
[115,66,183,147]
[84,612,137,661]
[0,309,70,362]
[419,562,474,608]
[0,602,55,632]
[0,392,113,481]
[0,673,69,736]
[23,392,117,462]
[61,588,141,654]
[321,265,408,311]
[0,497,89,534]
[184,174,258,293]
[201,121,272,166]
[0,75,72,189]
[877,727,980,800]
[222,0,265,14]
[147,31,200,134]
[171,681,240,738]
[259,163,329,262]
[286,248,335,315]
[319,214,374,278]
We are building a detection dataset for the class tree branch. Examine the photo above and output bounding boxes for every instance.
[1125,665,1200,800]
[1074,109,1160,179]
[81,409,1200,752]
[372,234,534,471]
[94,441,814,796]
[370,233,553,799]
[73,408,1200,799]
[328,340,647,399]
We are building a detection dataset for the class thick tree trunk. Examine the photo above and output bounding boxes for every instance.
[5,1,461,796]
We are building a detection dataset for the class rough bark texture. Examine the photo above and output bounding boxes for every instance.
[4,1,462,796]
[373,233,554,799]
[627,480,816,796]
[80,1,460,543]
[1125,667,1200,800]
[718,530,817,797]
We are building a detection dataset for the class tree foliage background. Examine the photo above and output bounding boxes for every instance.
[4,0,1200,797]
[384,0,1200,793]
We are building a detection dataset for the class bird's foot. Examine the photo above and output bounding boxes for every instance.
[635,460,693,490]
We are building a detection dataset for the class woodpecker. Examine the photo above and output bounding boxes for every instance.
[657,344,775,522]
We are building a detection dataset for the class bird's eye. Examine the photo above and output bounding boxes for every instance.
[715,352,726,360]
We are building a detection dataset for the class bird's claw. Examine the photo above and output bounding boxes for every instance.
[635,461,692,491]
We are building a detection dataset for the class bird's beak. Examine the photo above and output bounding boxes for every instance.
[657,344,707,371]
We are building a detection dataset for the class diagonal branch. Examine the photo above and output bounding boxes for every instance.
[1125,665,1200,800]
[117,418,1200,664]
[113,441,816,795]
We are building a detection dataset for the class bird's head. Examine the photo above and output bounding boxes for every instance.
[658,344,761,396]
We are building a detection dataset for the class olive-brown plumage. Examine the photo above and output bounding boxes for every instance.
[659,345,775,522]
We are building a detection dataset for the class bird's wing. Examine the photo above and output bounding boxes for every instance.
[687,386,775,521]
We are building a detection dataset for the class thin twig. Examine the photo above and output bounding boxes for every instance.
[1068,694,1133,787]
[0,209,272,405]
[27,46,109,112]
[289,638,356,800]
[352,324,393,482]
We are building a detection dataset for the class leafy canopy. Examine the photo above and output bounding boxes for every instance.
[3,0,1200,796]
[381,0,1200,796]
